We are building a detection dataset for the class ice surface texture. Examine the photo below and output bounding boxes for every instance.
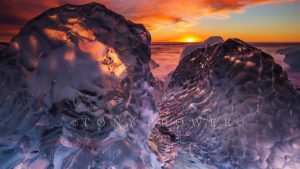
[157,38,300,168]
[0,3,160,169]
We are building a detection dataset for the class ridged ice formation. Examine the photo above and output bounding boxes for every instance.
[156,38,300,168]
[0,3,160,169]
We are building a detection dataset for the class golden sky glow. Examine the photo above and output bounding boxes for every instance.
[0,0,299,42]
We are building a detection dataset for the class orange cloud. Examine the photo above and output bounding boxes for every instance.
[92,0,291,29]
[0,0,293,42]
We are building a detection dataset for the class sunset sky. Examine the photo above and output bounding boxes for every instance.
[0,0,299,42]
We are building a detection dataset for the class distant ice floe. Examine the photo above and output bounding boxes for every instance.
[0,42,9,52]
[150,58,160,70]
[277,46,300,69]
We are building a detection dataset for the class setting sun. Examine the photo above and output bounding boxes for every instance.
[180,36,202,43]
[186,38,196,42]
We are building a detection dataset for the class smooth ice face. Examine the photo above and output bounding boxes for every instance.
[202,36,224,46]
[0,3,160,169]
[155,39,300,168]
[180,36,224,62]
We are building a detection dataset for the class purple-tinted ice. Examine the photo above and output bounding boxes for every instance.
[0,3,160,169]
[154,38,300,168]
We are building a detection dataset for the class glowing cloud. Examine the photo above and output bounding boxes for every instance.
[0,0,297,42]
